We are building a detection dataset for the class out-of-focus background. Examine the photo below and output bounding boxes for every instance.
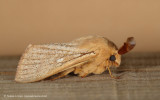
[0,0,160,56]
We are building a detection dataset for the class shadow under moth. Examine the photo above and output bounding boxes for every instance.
[15,36,136,83]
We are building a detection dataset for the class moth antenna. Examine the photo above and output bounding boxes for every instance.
[107,66,120,79]
[118,37,136,55]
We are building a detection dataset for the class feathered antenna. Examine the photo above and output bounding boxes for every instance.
[118,37,136,55]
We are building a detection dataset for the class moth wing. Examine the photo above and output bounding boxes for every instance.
[15,43,96,83]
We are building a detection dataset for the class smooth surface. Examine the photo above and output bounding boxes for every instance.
[0,52,160,100]
[0,0,160,55]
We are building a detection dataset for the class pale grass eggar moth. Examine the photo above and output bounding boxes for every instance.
[15,36,136,83]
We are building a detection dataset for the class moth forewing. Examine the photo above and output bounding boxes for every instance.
[15,43,96,83]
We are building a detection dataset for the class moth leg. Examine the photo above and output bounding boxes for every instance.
[51,68,74,81]
[107,66,120,79]
[81,73,89,78]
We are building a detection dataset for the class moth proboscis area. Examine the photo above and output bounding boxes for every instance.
[15,36,136,83]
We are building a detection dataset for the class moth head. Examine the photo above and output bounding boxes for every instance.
[108,53,121,68]
[107,40,121,67]
[107,37,136,68]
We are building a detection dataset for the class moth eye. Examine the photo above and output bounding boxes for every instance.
[109,55,116,61]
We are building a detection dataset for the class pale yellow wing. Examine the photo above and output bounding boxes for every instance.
[15,42,96,83]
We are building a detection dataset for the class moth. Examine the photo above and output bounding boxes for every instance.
[15,36,135,83]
